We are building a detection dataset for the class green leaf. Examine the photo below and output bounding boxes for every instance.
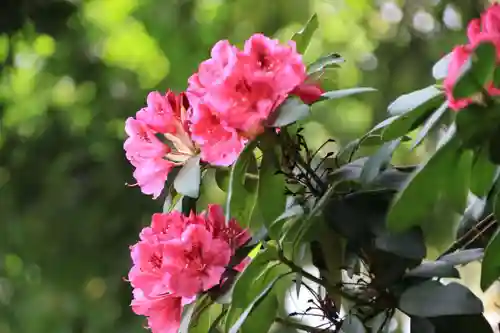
[432,52,452,80]
[307,53,344,75]
[382,94,444,141]
[494,66,500,87]
[320,87,377,101]
[174,156,201,198]
[257,144,286,230]
[208,309,227,333]
[444,149,472,213]
[411,102,448,150]
[228,274,286,333]
[405,261,459,279]
[488,126,500,165]
[399,280,483,317]
[439,248,484,266]
[291,14,318,54]
[179,302,197,333]
[225,141,259,227]
[471,147,498,197]
[360,139,401,185]
[480,191,500,290]
[453,41,496,99]
[241,295,278,333]
[388,85,443,116]
[269,98,310,127]
[387,137,459,231]
[231,247,279,308]
[429,314,494,333]
[455,105,500,148]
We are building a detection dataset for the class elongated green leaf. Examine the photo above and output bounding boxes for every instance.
[269,98,310,127]
[480,190,500,290]
[445,149,472,213]
[405,261,459,278]
[269,205,304,240]
[257,146,286,232]
[488,126,500,165]
[241,295,278,333]
[292,14,318,54]
[453,41,496,99]
[432,52,452,80]
[225,141,259,227]
[387,137,459,231]
[471,147,498,197]
[399,281,483,317]
[174,156,201,198]
[231,247,279,308]
[388,86,443,116]
[360,139,401,185]
[307,53,344,75]
[440,248,484,266]
[208,309,227,333]
[411,102,448,150]
[320,87,376,101]
[228,274,286,333]
[382,94,444,141]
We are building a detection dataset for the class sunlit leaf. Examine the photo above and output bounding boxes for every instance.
[320,87,377,101]
[432,52,453,80]
[388,85,443,116]
[291,14,318,54]
[411,102,448,150]
[307,53,344,75]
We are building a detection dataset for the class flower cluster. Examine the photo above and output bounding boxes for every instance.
[124,34,323,198]
[128,205,250,333]
[124,91,197,199]
[445,3,500,111]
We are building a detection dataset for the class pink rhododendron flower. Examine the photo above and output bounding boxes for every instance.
[124,91,198,198]
[444,45,475,111]
[187,33,308,165]
[131,288,191,333]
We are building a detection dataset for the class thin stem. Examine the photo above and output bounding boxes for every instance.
[275,317,332,332]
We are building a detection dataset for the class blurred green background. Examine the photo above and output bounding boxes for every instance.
[0,0,493,332]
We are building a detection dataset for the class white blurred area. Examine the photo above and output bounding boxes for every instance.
[283,264,500,332]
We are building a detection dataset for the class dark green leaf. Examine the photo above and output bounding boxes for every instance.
[488,126,500,165]
[411,102,448,150]
[269,98,310,127]
[411,317,435,333]
[453,42,496,99]
[268,205,304,240]
[307,53,344,75]
[455,104,500,148]
[432,52,452,80]
[241,295,278,333]
[228,274,286,333]
[494,66,500,87]
[371,167,415,190]
[429,314,494,333]
[388,85,443,116]
[387,137,459,231]
[215,168,230,192]
[174,156,201,198]
[444,149,472,213]
[360,139,401,185]
[375,227,426,260]
[341,315,366,333]
[439,248,484,266]
[405,261,459,279]
[225,141,259,227]
[480,193,500,290]
[291,14,318,54]
[257,145,286,230]
[471,147,498,197]
[399,281,483,317]
[320,87,377,101]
